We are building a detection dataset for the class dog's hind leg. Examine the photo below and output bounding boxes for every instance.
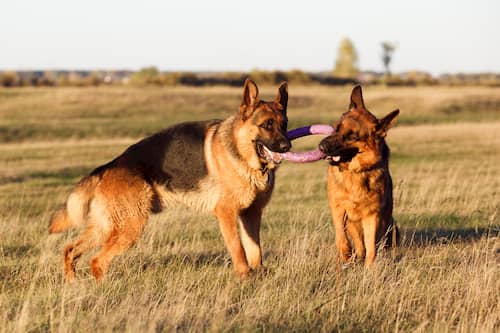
[239,206,263,269]
[89,217,146,281]
[88,171,152,281]
[63,226,100,282]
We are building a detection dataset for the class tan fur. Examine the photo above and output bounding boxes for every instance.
[50,79,289,281]
[48,208,70,233]
[322,85,399,267]
[49,176,98,233]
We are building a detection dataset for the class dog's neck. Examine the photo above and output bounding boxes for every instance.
[215,116,275,190]
[338,159,385,173]
[339,140,390,173]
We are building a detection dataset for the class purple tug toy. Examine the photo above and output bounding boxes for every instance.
[277,124,334,163]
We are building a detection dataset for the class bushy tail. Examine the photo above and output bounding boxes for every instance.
[49,176,97,234]
[49,208,71,233]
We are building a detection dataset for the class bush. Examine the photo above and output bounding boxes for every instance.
[0,71,20,87]
[37,71,57,86]
[286,69,312,85]
[159,72,182,86]
[130,66,161,86]
[84,72,103,86]
[249,69,276,85]
[177,72,199,86]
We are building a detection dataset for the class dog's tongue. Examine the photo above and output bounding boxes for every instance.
[262,146,283,163]
[326,155,341,162]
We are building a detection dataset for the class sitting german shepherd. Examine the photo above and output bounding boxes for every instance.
[319,85,400,267]
[49,79,291,281]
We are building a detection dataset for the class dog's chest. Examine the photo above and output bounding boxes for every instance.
[241,171,273,207]
[329,167,383,213]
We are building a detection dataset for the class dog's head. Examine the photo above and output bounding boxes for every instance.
[238,79,291,168]
[319,85,399,170]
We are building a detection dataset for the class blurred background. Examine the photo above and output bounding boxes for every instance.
[1,0,499,87]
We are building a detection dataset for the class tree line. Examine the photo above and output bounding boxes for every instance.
[1,38,499,87]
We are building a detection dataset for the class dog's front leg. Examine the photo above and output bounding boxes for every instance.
[362,214,379,268]
[239,206,263,269]
[330,207,352,263]
[215,201,250,278]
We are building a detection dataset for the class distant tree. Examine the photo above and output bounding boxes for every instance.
[131,66,161,85]
[84,71,103,86]
[68,71,84,86]
[249,69,276,85]
[286,69,311,85]
[39,71,56,86]
[56,73,70,86]
[333,38,359,78]
[219,72,246,86]
[177,72,199,86]
[381,42,396,76]
[159,72,182,86]
[0,71,20,87]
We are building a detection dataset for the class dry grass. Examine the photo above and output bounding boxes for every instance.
[0,86,499,332]
[1,85,500,142]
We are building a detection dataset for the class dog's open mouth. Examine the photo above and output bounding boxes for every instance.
[256,142,283,164]
[325,155,341,162]
[323,147,359,165]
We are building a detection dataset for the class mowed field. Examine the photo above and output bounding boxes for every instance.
[0,85,499,332]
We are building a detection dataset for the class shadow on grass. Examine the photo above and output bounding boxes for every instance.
[402,226,499,247]
[2,244,35,257]
[140,251,230,272]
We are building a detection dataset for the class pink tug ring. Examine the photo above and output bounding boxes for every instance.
[278,124,334,163]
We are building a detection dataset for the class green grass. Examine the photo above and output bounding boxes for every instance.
[0,85,499,332]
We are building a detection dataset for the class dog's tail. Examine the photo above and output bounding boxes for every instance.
[49,176,98,234]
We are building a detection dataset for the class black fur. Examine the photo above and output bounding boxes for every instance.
[91,120,221,192]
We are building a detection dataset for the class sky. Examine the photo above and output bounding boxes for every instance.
[1,0,499,75]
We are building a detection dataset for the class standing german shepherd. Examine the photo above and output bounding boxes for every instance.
[49,79,291,281]
[318,85,400,267]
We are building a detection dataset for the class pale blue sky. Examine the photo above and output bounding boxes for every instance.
[1,0,498,74]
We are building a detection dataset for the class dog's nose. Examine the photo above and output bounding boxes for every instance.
[280,141,291,153]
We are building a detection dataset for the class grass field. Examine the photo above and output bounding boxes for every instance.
[0,85,499,332]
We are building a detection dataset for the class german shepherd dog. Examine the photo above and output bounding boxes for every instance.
[49,79,291,281]
[318,85,400,267]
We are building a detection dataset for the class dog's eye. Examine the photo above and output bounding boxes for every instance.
[260,119,274,130]
[344,131,358,141]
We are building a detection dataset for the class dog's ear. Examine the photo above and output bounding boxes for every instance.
[275,81,288,114]
[350,85,365,109]
[240,78,259,119]
[376,109,400,137]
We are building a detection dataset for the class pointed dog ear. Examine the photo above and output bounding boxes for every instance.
[376,109,400,137]
[350,85,366,109]
[275,81,288,114]
[240,79,259,119]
